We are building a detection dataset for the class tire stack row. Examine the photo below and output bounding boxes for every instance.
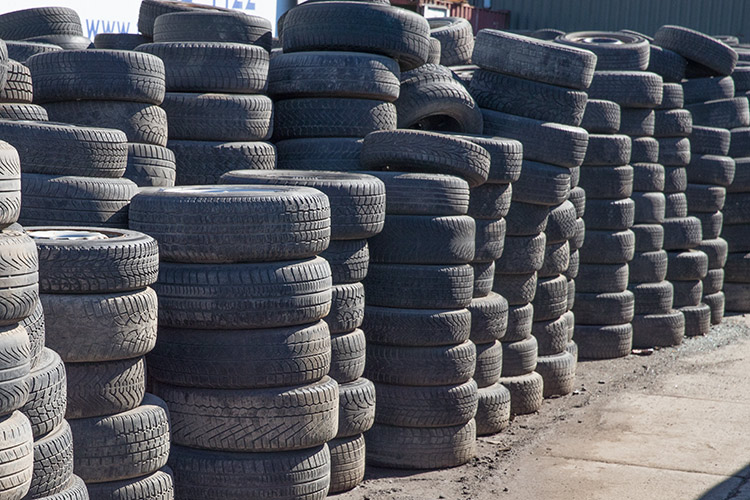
[27,227,171,500]
[219,169,386,493]
[356,129,492,468]
[8,50,150,229]
[138,9,274,186]
[470,30,595,407]
[130,186,339,500]
[655,25,741,330]
[725,66,750,312]
[0,7,92,51]
[273,1,430,169]
[0,38,52,123]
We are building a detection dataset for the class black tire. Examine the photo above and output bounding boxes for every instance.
[65,357,145,419]
[686,97,750,129]
[41,288,156,363]
[697,210,725,240]
[125,143,176,187]
[666,192,688,218]
[724,253,750,282]
[557,31,649,71]
[0,229,38,328]
[569,186,587,218]
[320,239,369,284]
[532,275,568,321]
[630,280,674,315]
[657,82,684,109]
[468,183,512,219]
[579,229,635,264]
[220,170,386,240]
[574,323,633,359]
[365,420,476,469]
[532,314,570,356]
[499,371,543,415]
[136,42,268,94]
[43,101,168,147]
[0,7,82,40]
[619,108,655,136]
[374,379,478,427]
[130,185,330,263]
[567,247,582,277]
[329,329,367,384]
[337,378,375,437]
[29,227,158,293]
[155,257,332,329]
[27,420,73,498]
[0,411,33,499]
[494,233,546,274]
[155,378,338,452]
[633,224,664,252]
[536,351,576,397]
[0,324,31,418]
[570,220,586,252]
[582,134,631,166]
[396,77,484,134]
[162,92,272,141]
[168,444,330,500]
[664,166,687,194]
[27,50,164,104]
[468,292,508,344]
[474,340,503,388]
[20,175,137,229]
[0,142,20,231]
[632,192,666,224]
[0,121,127,178]
[545,201,578,243]
[282,2,429,70]
[268,51,399,101]
[275,137,360,172]
[481,109,589,168]
[6,41,60,64]
[19,300,43,369]
[170,140,275,185]
[654,25,737,76]
[428,17,474,66]
[69,394,169,483]
[20,348,64,440]
[502,302,535,342]
[474,218,506,263]
[153,8,271,48]
[632,311,685,348]
[703,268,725,295]
[573,290,635,325]
[686,183,726,212]
[363,305,471,347]
[586,71,663,108]
[368,214,475,264]
[580,99,621,134]
[723,224,750,252]
[504,201,550,236]
[0,103,47,121]
[501,336,537,377]
[662,217,703,250]
[691,125,731,155]
[31,475,88,500]
[325,283,365,334]
[680,303,711,336]
[697,238,728,269]
[730,127,750,158]
[472,261,495,298]
[365,340,475,386]
[94,33,153,50]
[631,137,659,163]
[511,160,571,206]
[687,155,736,187]
[85,468,174,500]
[577,165,633,199]
[361,171,470,215]
[653,109,692,137]
[583,198,635,230]
[671,280,703,307]
[630,250,668,283]
[703,291,725,325]
[493,271,538,307]
[364,263,473,309]
[0,61,32,104]
[21,35,91,51]
[469,69,587,126]
[681,76,734,105]
[647,45,687,83]
[328,435,364,494]
[151,320,331,389]
[576,262,630,293]
[473,29,596,90]
[475,383,511,436]
[723,283,749,312]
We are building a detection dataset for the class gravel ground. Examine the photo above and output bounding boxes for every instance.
[335,313,750,500]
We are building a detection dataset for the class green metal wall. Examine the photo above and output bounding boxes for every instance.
[475,0,749,40]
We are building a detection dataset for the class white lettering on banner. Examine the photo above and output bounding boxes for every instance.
[0,0,278,37]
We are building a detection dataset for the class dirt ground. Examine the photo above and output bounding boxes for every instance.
[335,313,750,500]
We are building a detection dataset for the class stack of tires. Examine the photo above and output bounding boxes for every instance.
[576,32,677,352]
[0,44,51,123]
[137,10,273,185]
[130,185,338,499]
[358,129,491,468]
[27,49,173,188]
[272,1,430,163]
[654,26,740,330]
[219,169,385,493]
[725,67,750,312]
[27,227,171,500]
[0,7,91,51]
[428,17,474,68]
[470,29,593,404]
[575,97,636,358]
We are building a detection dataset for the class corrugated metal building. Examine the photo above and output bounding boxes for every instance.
[473,0,749,40]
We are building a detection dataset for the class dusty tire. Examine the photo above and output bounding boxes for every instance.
[499,371,543,415]
[362,306,471,347]
[19,348,65,439]
[374,379,477,428]
[364,263,473,309]
[535,351,576,397]
[65,357,145,419]
[124,143,176,187]
[0,411,34,500]
[27,420,73,498]
[170,140,275,185]
[365,340,476,386]
[574,323,633,359]
[474,383,510,436]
